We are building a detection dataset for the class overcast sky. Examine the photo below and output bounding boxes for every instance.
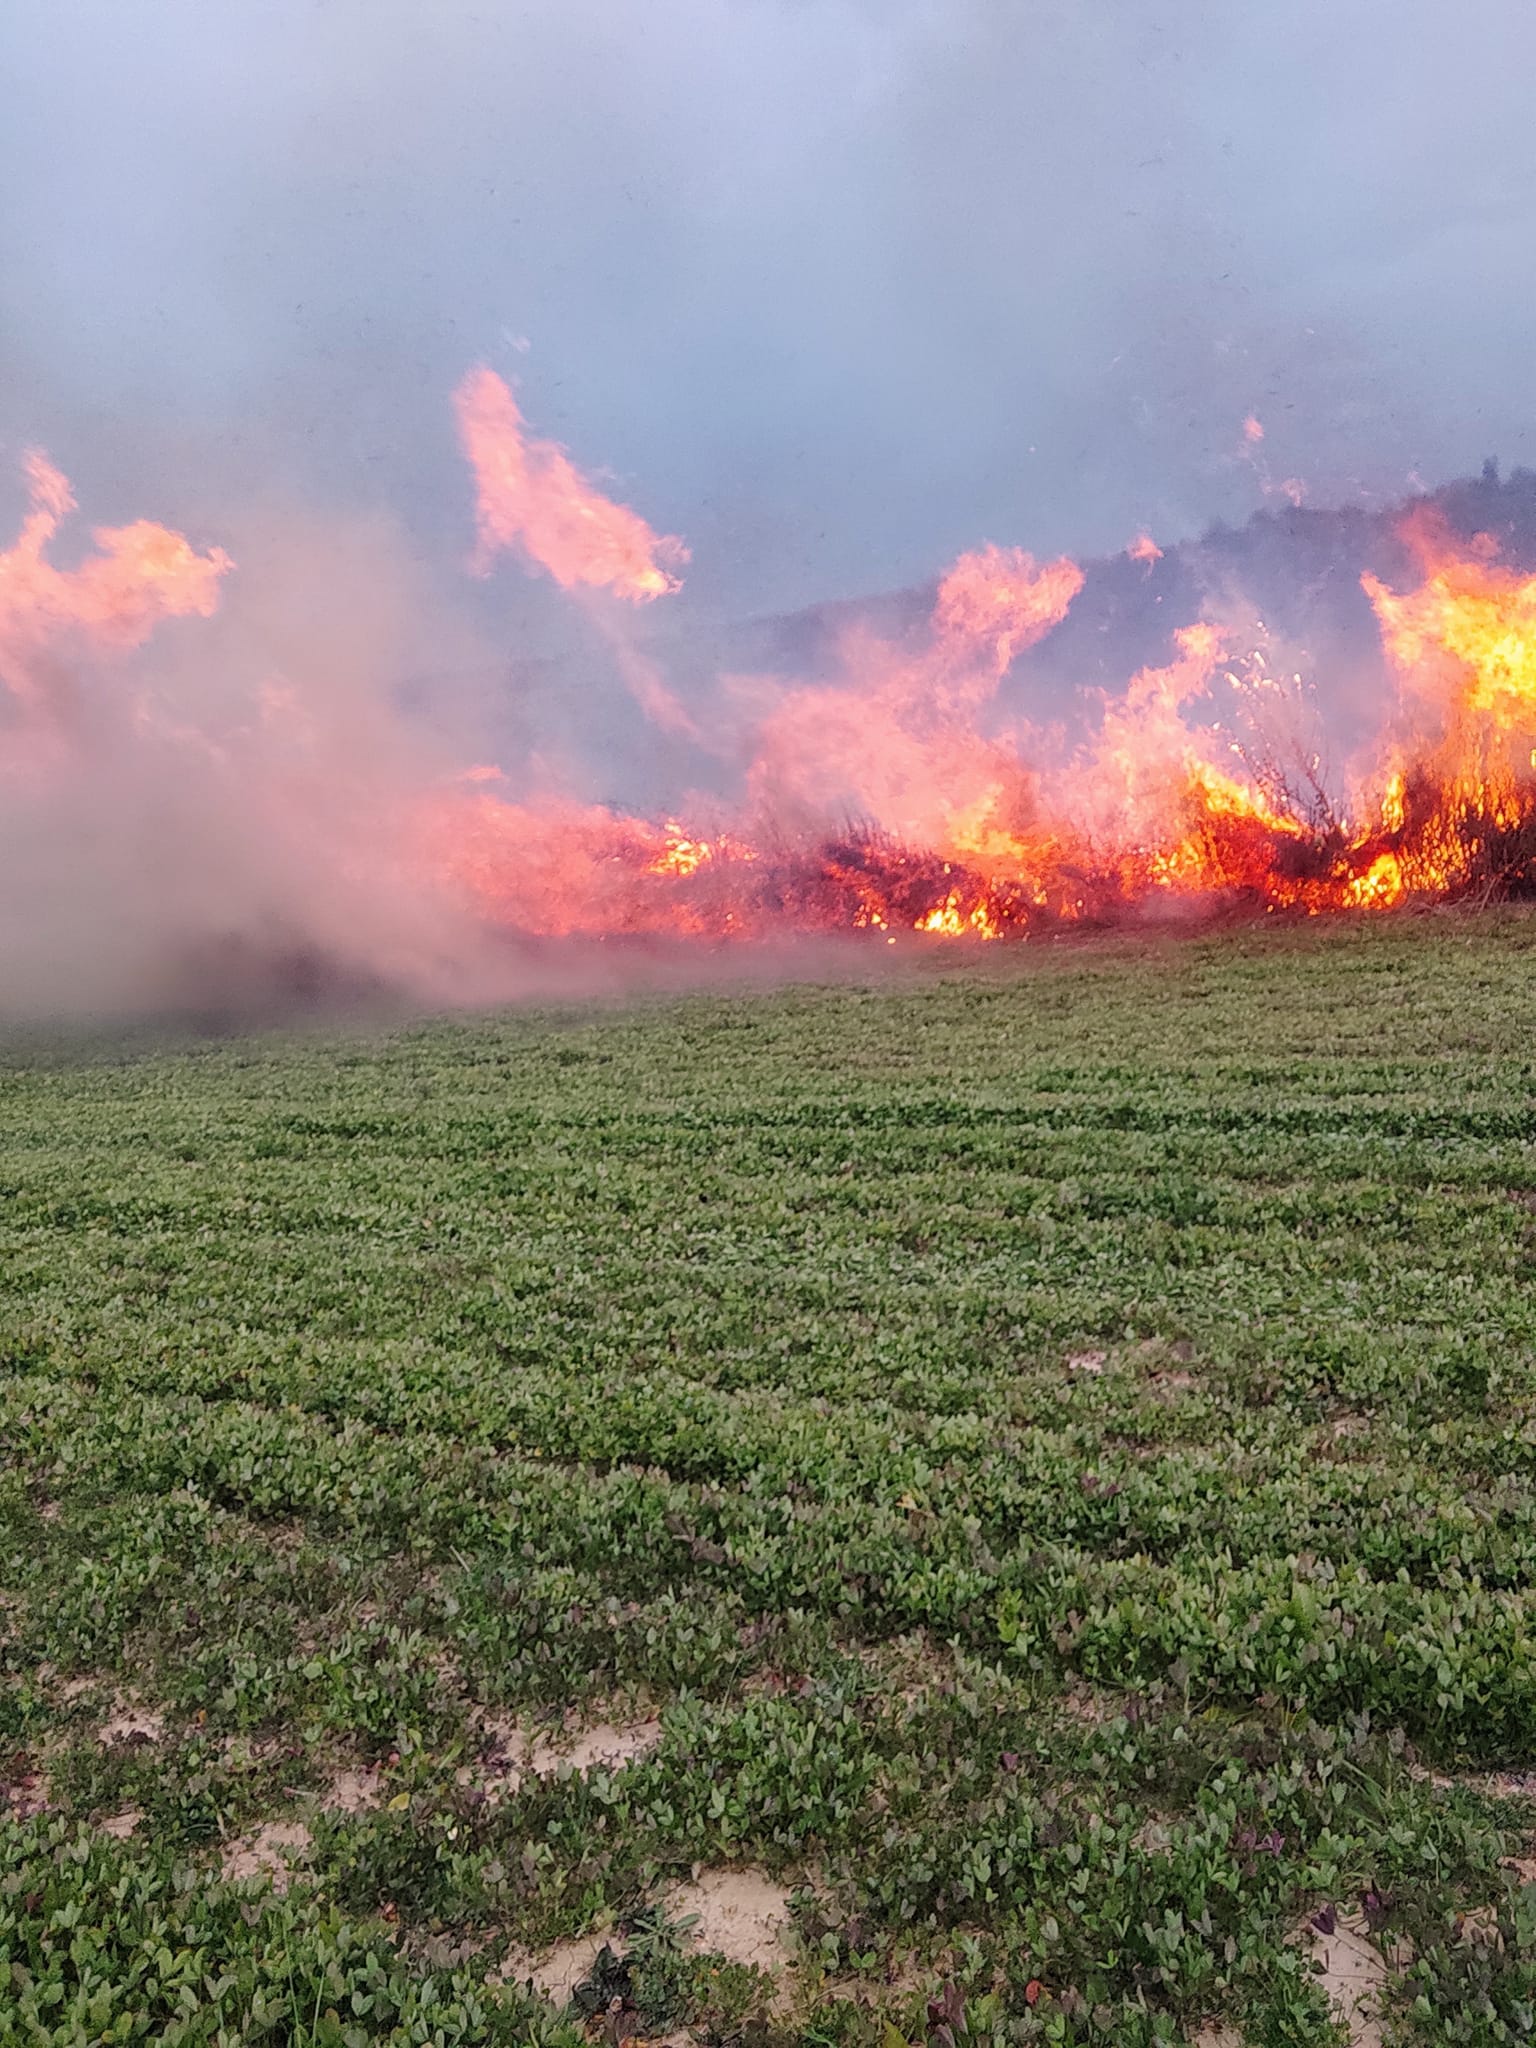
[5,0,1536,626]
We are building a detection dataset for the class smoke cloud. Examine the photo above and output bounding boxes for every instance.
[3,1,1536,1020]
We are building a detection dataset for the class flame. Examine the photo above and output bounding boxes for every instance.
[0,449,230,715]
[433,493,1536,943]
[1346,852,1404,908]
[1366,511,1536,727]
[17,372,1536,978]
[647,823,716,877]
[931,544,1085,678]
[453,366,688,602]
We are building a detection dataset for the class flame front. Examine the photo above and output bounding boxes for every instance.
[436,482,1536,940]
[13,377,1536,976]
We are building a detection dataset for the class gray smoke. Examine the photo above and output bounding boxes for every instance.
[5,0,1535,629]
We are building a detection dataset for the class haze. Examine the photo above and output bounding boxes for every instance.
[6,0,1536,630]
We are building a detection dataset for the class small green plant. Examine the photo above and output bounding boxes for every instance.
[8,917,1536,2042]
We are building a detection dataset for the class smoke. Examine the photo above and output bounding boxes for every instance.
[7,0,1536,620]
[0,489,491,1020]
[5,2,1536,1019]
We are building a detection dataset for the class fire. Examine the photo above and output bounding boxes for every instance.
[0,450,230,717]
[15,374,1536,984]
[1366,512,1536,727]
[647,824,716,878]
[1346,852,1404,908]
[915,890,1002,939]
[425,458,1536,941]
[453,366,688,602]
[931,545,1085,678]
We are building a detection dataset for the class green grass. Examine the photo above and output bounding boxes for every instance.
[8,913,1536,2043]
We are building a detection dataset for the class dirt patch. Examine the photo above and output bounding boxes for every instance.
[4,1767,51,1818]
[221,1820,313,1891]
[468,1713,661,1802]
[1305,1916,1387,2048]
[1059,1680,1118,1724]
[1454,1903,1504,1951]
[504,1867,795,2015]
[99,1808,143,1839]
[547,1719,661,1773]
[220,1732,281,1767]
[1150,1369,1197,1396]
[1330,1412,1371,1440]
[1188,2028,1243,2048]
[324,1766,384,1813]
[1065,1351,1106,1375]
[496,1930,611,2004]
[98,1697,165,1747]
[853,1630,956,1705]
[665,1867,793,1980]
[1132,1816,1176,1856]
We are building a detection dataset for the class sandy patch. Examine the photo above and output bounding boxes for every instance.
[1330,1412,1371,1440]
[98,1698,165,1747]
[853,1631,955,1704]
[324,1766,384,1813]
[468,1713,661,1801]
[1132,1816,1176,1856]
[552,1720,662,1773]
[503,1866,795,2016]
[665,1867,793,1980]
[5,1768,51,1818]
[1059,1680,1118,1724]
[497,1930,612,2004]
[1454,1903,1504,1951]
[1305,1917,1387,2048]
[220,1733,281,1767]
[221,1820,313,1891]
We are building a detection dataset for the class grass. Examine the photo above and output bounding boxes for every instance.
[7,912,1536,2042]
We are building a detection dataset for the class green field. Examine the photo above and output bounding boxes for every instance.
[9,916,1536,2045]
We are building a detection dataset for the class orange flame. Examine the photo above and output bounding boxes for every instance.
[0,450,230,714]
[453,366,688,603]
[20,370,1536,976]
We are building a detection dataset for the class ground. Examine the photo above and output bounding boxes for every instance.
[7,914,1536,2044]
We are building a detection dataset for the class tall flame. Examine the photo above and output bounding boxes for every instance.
[453,366,688,602]
[15,374,1536,997]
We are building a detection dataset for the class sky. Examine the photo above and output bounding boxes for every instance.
[5,0,1536,629]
